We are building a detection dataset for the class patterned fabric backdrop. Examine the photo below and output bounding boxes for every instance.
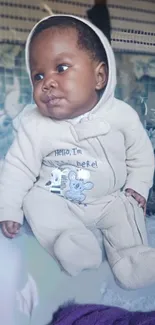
[0,0,155,53]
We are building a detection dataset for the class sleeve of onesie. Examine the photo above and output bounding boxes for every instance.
[0,111,43,224]
[123,108,155,200]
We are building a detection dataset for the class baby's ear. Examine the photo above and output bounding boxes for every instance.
[95,62,108,90]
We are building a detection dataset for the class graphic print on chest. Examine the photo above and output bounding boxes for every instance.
[43,146,97,203]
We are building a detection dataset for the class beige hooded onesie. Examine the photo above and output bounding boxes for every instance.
[0,14,154,289]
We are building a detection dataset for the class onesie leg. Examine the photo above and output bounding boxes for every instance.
[24,188,102,276]
[97,192,155,289]
[54,228,102,275]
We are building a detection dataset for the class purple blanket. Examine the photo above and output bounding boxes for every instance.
[49,303,155,325]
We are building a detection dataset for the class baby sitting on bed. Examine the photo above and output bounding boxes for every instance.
[0,14,155,289]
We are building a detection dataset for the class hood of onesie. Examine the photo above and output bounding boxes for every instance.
[25,14,117,115]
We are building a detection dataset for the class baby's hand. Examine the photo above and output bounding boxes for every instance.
[125,188,146,214]
[1,221,21,238]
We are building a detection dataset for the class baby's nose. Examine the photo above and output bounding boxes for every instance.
[42,75,58,91]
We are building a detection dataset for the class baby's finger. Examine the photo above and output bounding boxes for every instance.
[130,192,139,202]
[143,203,146,215]
[138,199,146,212]
[125,189,134,196]
[1,223,15,238]
[6,221,17,234]
[138,196,146,206]
[13,222,20,233]
[131,192,143,204]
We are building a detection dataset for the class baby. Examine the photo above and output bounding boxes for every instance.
[0,14,155,289]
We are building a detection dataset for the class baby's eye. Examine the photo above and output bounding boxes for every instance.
[57,64,69,73]
[33,73,44,81]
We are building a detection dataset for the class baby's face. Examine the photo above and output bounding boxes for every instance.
[29,27,105,120]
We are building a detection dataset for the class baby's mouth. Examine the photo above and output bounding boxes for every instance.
[42,94,62,107]
[42,94,59,102]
